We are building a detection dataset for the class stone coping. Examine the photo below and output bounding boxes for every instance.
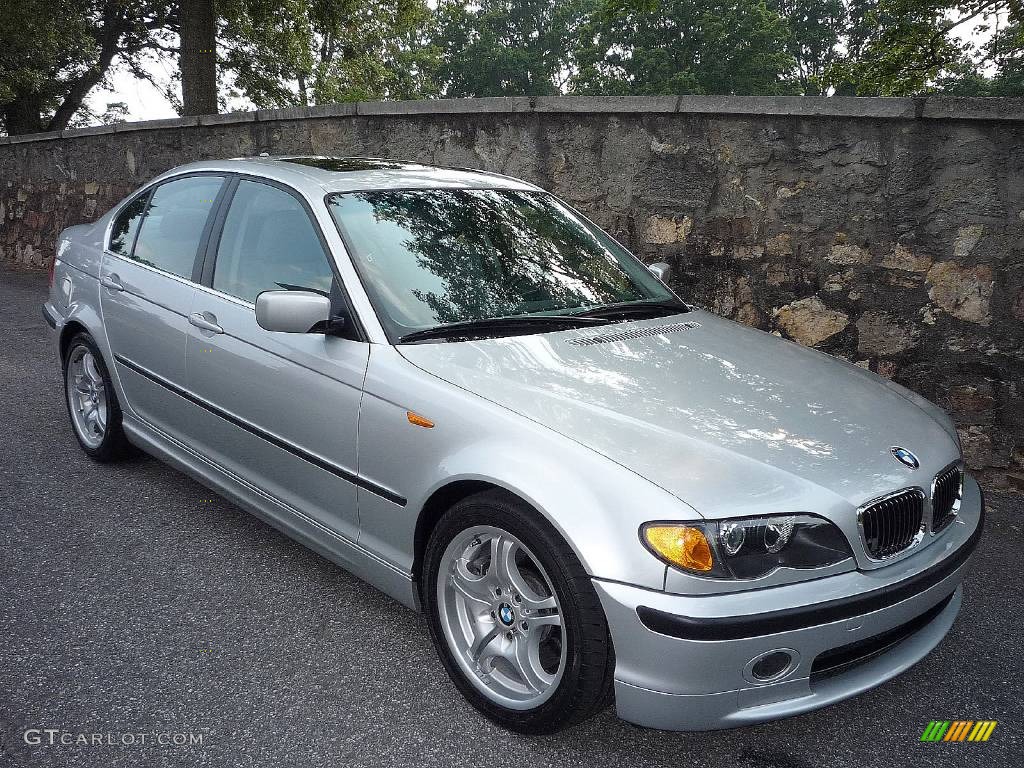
[2,95,1023,145]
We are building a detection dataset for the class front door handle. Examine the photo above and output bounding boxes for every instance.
[189,311,224,334]
[100,274,124,291]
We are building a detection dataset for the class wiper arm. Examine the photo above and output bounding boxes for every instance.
[399,314,611,344]
[571,300,690,320]
[275,282,331,297]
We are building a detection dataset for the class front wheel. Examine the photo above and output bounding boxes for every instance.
[422,490,615,733]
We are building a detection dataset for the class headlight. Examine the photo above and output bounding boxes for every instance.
[641,514,852,579]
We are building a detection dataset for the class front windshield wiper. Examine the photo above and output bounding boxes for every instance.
[398,314,612,344]
[570,299,690,320]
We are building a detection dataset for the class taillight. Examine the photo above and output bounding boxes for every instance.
[48,258,56,289]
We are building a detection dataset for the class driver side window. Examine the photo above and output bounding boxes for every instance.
[213,180,334,303]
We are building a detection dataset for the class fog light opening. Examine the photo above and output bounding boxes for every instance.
[749,650,795,682]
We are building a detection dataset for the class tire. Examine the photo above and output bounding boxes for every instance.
[422,489,615,734]
[63,332,132,462]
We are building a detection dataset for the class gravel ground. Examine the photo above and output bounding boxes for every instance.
[0,265,1019,768]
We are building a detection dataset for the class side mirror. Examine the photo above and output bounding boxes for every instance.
[648,262,671,282]
[255,290,332,333]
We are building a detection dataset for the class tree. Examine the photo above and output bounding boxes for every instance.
[0,0,175,135]
[572,0,798,95]
[770,0,848,94]
[431,0,594,97]
[180,0,218,114]
[824,0,1024,95]
[219,0,437,107]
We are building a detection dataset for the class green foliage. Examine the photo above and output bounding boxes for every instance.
[0,0,90,107]
[0,0,174,134]
[220,0,438,107]
[823,0,1024,96]
[431,0,595,97]
[5,0,1024,135]
[572,0,799,95]
[770,0,848,94]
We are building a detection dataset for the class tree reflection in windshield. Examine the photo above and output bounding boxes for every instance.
[327,188,672,338]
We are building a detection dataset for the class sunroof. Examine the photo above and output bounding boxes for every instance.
[279,157,425,172]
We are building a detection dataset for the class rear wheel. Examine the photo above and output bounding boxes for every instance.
[63,333,131,462]
[422,490,614,733]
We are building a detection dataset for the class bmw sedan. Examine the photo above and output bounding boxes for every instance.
[43,156,983,734]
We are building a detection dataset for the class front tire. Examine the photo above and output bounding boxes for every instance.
[422,489,615,734]
[63,332,131,462]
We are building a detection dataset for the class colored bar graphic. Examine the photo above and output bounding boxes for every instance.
[967,721,998,742]
[921,721,950,742]
[944,721,973,741]
[921,720,997,742]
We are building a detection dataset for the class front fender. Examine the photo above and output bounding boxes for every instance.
[356,346,691,590]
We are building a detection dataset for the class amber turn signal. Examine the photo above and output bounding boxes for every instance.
[406,411,434,429]
[643,525,714,572]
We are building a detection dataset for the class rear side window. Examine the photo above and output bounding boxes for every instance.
[131,176,224,278]
[108,194,148,255]
[212,180,334,303]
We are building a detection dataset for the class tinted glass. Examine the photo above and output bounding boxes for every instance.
[108,193,148,255]
[131,176,224,278]
[327,189,673,337]
[213,180,333,303]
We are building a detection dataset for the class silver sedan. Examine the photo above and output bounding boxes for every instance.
[43,157,982,733]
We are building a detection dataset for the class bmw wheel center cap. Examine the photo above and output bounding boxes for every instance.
[498,603,515,626]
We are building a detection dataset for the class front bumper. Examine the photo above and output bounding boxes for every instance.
[595,476,984,731]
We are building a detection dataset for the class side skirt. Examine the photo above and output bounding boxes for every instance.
[121,414,420,611]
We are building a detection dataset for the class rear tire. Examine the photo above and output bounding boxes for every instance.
[422,489,615,734]
[63,332,132,462]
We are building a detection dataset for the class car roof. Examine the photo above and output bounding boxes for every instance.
[157,156,542,195]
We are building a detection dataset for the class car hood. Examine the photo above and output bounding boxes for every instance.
[398,310,959,520]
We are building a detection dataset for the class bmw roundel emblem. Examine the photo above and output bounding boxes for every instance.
[498,603,515,626]
[890,446,920,469]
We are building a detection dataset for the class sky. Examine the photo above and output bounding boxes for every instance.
[84,51,255,123]
[88,67,179,122]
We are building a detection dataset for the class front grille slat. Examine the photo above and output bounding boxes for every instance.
[900,496,910,545]
[860,489,924,559]
[932,464,961,533]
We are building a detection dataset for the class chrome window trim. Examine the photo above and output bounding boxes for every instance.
[856,486,927,562]
[102,248,201,294]
[192,280,256,309]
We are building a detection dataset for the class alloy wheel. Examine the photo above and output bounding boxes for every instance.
[66,345,108,449]
[436,525,566,710]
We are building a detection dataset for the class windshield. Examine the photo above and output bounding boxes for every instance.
[326,188,676,340]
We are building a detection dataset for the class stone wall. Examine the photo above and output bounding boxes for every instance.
[2,95,1022,489]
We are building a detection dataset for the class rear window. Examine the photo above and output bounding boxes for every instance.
[130,176,224,279]
[108,194,149,256]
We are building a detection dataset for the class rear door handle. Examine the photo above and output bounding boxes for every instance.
[189,311,224,334]
[100,274,124,291]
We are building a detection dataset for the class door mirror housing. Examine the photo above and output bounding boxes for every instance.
[648,262,671,282]
[255,290,332,333]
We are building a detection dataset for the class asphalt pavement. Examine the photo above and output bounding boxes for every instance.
[0,264,1019,767]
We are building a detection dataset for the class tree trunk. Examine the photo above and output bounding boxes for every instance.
[2,93,45,135]
[180,0,218,115]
